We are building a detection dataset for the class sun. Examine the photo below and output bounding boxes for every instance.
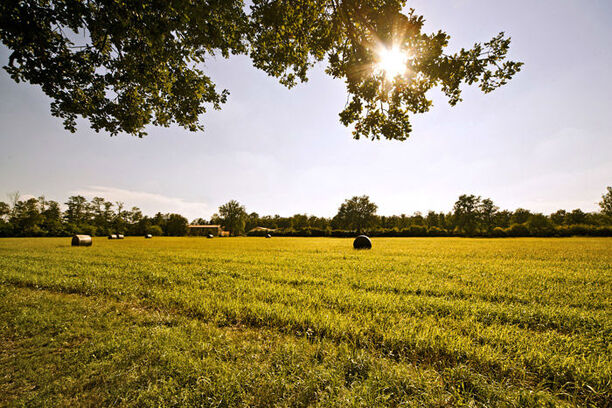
[375,46,408,79]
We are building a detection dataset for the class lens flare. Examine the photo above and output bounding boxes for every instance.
[375,46,408,79]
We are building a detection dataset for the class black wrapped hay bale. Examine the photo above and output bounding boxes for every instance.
[266,234,272,238]
[207,234,214,238]
[353,235,372,250]
[145,234,152,239]
[72,235,92,247]
[108,234,117,240]
[117,234,125,239]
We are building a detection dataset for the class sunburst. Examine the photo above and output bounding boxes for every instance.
[375,46,408,79]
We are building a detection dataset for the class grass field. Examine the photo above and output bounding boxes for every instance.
[0,237,610,407]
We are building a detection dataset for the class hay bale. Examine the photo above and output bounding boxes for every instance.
[266,234,272,238]
[207,234,214,238]
[353,235,372,250]
[117,234,125,239]
[145,234,152,239]
[108,234,117,240]
[72,235,92,247]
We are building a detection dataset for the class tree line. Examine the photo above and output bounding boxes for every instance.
[2,187,611,238]
[0,193,189,238]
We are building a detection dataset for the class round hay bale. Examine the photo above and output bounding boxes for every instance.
[353,235,372,250]
[145,234,152,239]
[265,234,272,238]
[207,234,214,238]
[108,234,117,240]
[117,234,125,239]
[72,235,92,247]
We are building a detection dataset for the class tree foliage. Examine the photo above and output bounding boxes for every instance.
[1,189,612,237]
[452,194,481,235]
[165,213,189,236]
[333,195,378,232]
[218,200,248,236]
[0,0,521,140]
[0,194,188,237]
[599,186,612,217]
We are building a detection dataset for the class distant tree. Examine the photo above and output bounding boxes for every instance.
[309,216,330,230]
[479,198,499,233]
[425,211,439,228]
[292,214,309,230]
[127,207,143,224]
[90,196,114,234]
[585,212,610,226]
[567,209,587,225]
[510,208,532,225]
[527,214,554,236]
[599,187,612,217]
[259,215,278,229]
[378,215,388,229]
[165,214,188,236]
[333,195,378,233]
[550,210,568,225]
[112,202,129,233]
[411,212,425,226]
[398,214,410,229]
[11,198,44,236]
[0,201,9,219]
[208,214,224,229]
[148,224,164,236]
[243,212,260,232]
[41,200,63,236]
[272,214,292,229]
[492,210,512,229]
[0,201,10,236]
[0,1,521,139]
[151,212,166,230]
[218,200,248,236]
[64,195,89,226]
[453,194,481,235]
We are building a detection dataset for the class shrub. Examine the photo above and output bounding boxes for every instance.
[505,223,530,237]
[372,228,398,237]
[527,214,555,237]
[594,226,612,236]
[555,224,612,237]
[398,225,427,237]
[567,224,589,236]
[330,230,354,238]
[491,227,507,238]
[307,228,326,237]
[148,225,164,236]
[427,226,448,237]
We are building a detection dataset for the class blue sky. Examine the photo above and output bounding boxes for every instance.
[1,0,611,220]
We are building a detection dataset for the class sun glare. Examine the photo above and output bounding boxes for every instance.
[376,46,408,79]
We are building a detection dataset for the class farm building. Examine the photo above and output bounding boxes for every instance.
[187,224,228,237]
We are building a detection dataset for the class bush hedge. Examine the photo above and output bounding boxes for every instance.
[252,224,612,238]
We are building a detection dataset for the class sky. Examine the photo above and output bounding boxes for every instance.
[1,0,611,220]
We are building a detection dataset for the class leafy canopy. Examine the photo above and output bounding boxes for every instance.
[0,0,522,140]
[334,195,378,232]
[218,200,248,236]
[600,187,612,217]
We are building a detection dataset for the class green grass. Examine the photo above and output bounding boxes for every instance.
[0,237,610,407]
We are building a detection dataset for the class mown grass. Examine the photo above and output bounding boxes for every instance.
[0,237,610,407]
